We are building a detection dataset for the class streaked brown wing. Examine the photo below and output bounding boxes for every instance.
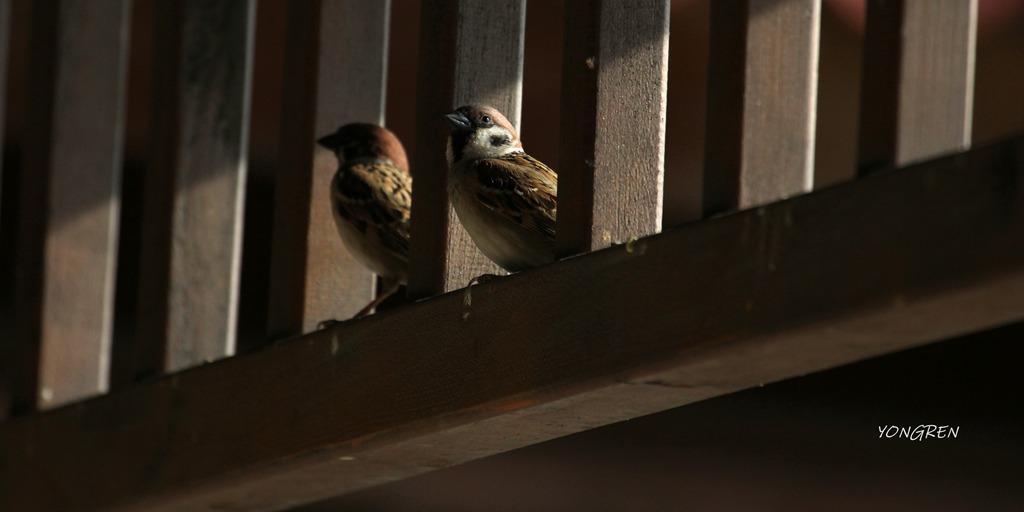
[333,160,412,260]
[471,153,557,240]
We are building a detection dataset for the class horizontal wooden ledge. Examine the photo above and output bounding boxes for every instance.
[2,134,1023,511]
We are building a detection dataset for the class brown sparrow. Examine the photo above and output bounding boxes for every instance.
[317,123,411,318]
[444,105,557,272]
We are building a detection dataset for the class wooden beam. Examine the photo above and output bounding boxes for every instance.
[267,0,390,337]
[704,0,820,215]
[2,135,1022,510]
[557,0,670,256]
[858,0,977,173]
[408,0,524,298]
[5,0,130,411]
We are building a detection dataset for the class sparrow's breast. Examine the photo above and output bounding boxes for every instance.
[449,165,554,272]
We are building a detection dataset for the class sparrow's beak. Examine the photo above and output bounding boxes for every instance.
[444,111,472,132]
[317,133,340,150]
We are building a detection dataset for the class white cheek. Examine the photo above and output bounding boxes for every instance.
[461,125,521,160]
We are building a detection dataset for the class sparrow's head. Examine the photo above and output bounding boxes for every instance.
[444,105,522,167]
[317,123,409,171]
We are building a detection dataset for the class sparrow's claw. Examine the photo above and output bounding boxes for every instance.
[467,273,503,288]
[318,319,344,330]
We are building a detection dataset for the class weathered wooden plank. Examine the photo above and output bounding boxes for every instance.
[305,0,390,328]
[704,0,820,215]
[404,0,447,298]
[556,0,669,257]
[267,0,390,338]
[3,0,56,417]
[136,0,254,373]
[135,0,182,382]
[893,0,976,163]
[0,0,9,188]
[407,0,458,298]
[4,0,130,411]
[445,0,525,286]
[408,0,523,298]
[858,0,977,173]
[161,0,255,371]
[451,0,524,128]
[856,0,901,174]
[2,135,1022,511]
[0,0,10,417]
[38,0,131,407]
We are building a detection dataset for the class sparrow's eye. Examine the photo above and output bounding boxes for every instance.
[480,115,492,125]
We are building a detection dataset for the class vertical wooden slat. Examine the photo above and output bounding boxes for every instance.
[452,1,524,128]
[445,0,524,287]
[304,0,389,331]
[703,0,821,216]
[140,0,255,372]
[8,0,131,410]
[0,0,10,416]
[0,0,9,187]
[167,0,254,371]
[556,0,670,257]
[408,0,524,299]
[135,0,180,381]
[856,0,901,174]
[4,0,53,416]
[408,0,457,298]
[857,0,977,173]
[267,0,390,338]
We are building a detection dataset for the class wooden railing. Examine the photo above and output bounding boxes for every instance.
[2,0,1021,511]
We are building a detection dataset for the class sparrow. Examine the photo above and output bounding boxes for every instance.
[444,105,557,272]
[317,123,412,319]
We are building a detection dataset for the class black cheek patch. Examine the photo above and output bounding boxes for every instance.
[490,135,510,147]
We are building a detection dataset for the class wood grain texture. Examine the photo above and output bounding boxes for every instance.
[3,0,57,418]
[161,0,254,371]
[704,0,820,215]
[452,0,524,129]
[0,0,8,190]
[38,0,131,408]
[2,135,1022,511]
[557,0,669,256]
[0,0,9,417]
[857,0,977,173]
[305,0,389,330]
[408,0,458,298]
[268,0,389,338]
[856,0,902,173]
[4,0,130,411]
[408,0,523,298]
[444,0,524,287]
[890,0,976,164]
[135,0,183,382]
